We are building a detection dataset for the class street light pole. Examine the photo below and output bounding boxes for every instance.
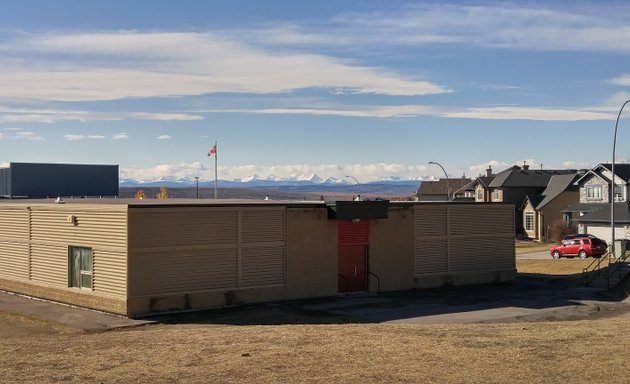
[429,161,451,201]
[346,175,361,200]
[611,99,630,259]
[194,176,199,199]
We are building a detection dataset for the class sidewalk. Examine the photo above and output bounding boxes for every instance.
[0,291,153,332]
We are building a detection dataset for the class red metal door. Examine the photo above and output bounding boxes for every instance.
[338,220,369,293]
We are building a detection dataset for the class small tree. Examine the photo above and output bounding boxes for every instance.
[134,189,147,200]
[155,186,169,200]
[548,219,576,243]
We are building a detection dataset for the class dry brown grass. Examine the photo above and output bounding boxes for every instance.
[2,313,630,383]
[515,241,553,254]
[517,259,600,276]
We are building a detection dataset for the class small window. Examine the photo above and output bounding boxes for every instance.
[476,189,484,201]
[583,239,590,245]
[69,246,93,289]
[524,212,535,231]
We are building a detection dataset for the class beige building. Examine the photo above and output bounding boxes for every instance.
[0,199,515,317]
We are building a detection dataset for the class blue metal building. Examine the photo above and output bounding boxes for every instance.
[0,163,118,198]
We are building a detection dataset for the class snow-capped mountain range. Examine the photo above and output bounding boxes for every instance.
[119,173,424,188]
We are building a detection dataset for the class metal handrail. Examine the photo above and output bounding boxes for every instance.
[607,250,630,289]
[583,252,610,286]
[337,273,350,295]
[368,271,380,295]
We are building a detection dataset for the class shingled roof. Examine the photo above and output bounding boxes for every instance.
[417,178,472,199]
[489,166,576,188]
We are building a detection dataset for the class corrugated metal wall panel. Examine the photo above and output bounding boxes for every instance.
[448,205,514,236]
[415,205,449,274]
[0,168,10,196]
[450,239,515,271]
[30,243,68,286]
[0,241,29,279]
[415,206,447,236]
[338,220,369,246]
[414,239,448,274]
[241,245,285,287]
[241,208,285,243]
[30,208,127,250]
[128,207,287,297]
[93,250,127,298]
[129,208,238,248]
[0,209,29,240]
[414,204,514,276]
[130,247,238,296]
[10,163,118,197]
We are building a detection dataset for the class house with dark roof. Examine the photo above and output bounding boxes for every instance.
[487,163,578,237]
[521,173,580,240]
[457,165,496,202]
[416,176,471,201]
[562,163,630,249]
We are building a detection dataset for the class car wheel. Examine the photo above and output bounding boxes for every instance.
[552,250,560,259]
[579,250,588,259]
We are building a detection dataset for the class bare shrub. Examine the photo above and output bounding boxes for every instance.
[548,219,576,243]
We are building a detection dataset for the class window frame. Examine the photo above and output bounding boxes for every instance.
[524,211,535,232]
[68,246,93,290]
[586,185,603,201]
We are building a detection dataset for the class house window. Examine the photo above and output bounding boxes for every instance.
[491,189,501,202]
[525,212,535,232]
[586,185,602,201]
[476,188,484,201]
[69,246,93,289]
[614,185,624,202]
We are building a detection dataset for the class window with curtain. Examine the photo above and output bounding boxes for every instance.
[69,247,93,289]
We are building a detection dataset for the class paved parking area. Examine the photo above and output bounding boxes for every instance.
[2,271,630,331]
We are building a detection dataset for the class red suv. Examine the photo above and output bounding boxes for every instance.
[550,236,608,259]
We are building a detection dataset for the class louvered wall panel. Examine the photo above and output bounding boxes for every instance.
[449,205,514,236]
[241,245,285,287]
[414,239,448,274]
[414,205,449,275]
[129,208,238,248]
[0,209,29,240]
[129,247,238,296]
[450,238,515,271]
[30,208,127,250]
[93,250,127,297]
[241,208,285,243]
[30,243,68,286]
[0,241,29,279]
[415,205,447,237]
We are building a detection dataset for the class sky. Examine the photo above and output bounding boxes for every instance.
[1,0,630,183]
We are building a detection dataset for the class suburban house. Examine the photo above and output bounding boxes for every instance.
[562,163,630,251]
[416,176,472,201]
[457,165,496,202]
[0,199,515,317]
[485,164,578,237]
[520,173,580,241]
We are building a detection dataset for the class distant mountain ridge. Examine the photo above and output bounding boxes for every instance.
[119,173,423,196]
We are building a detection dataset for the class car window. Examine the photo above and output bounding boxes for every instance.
[583,239,590,244]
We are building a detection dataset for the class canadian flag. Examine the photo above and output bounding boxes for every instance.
[207,144,217,157]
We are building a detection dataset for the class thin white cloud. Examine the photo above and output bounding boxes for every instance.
[156,135,171,140]
[198,104,613,121]
[0,31,448,102]
[0,106,202,124]
[611,75,630,87]
[334,3,630,52]
[88,135,106,140]
[0,128,44,140]
[113,132,128,140]
[64,134,84,141]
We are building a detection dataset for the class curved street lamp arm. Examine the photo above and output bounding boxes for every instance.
[611,99,630,258]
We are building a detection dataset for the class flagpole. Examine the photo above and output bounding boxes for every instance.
[214,141,218,199]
